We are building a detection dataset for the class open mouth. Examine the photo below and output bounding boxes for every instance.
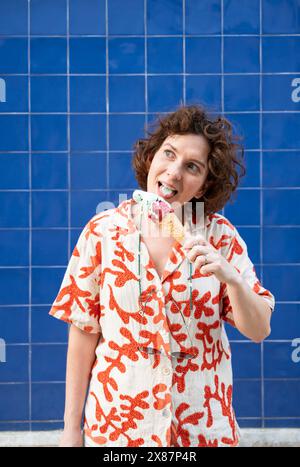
[157,181,178,199]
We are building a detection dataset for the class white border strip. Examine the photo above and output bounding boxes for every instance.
[0,429,299,447]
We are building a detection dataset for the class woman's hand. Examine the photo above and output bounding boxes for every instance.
[59,427,83,447]
[182,234,241,285]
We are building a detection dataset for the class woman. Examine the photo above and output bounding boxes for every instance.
[49,105,275,447]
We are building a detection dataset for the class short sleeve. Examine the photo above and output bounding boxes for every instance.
[220,226,275,328]
[49,220,102,334]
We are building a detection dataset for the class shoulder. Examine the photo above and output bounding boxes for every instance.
[206,212,236,237]
[82,199,130,239]
[205,212,239,254]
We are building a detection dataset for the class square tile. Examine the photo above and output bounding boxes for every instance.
[32,153,68,190]
[71,153,106,189]
[0,38,27,73]
[0,384,29,421]
[70,0,105,35]
[264,265,300,302]
[32,306,68,343]
[32,267,66,304]
[147,38,183,73]
[0,154,28,189]
[108,0,144,35]
[31,76,67,112]
[70,38,106,73]
[148,75,183,112]
[263,0,300,34]
[0,0,28,35]
[264,342,300,378]
[186,75,221,112]
[0,345,28,382]
[186,37,221,73]
[265,381,300,417]
[263,114,300,150]
[31,115,67,151]
[226,113,259,150]
[71,190,107,228]
[70,76,106,112]
[32,344,67,381]
[233,380,262,418]
[239,151,260,188]
[237,226,260,263]
[31,38,67,73]
[30,0,67,35]
[32,191,68,228]
[0,230,29,266]
[0,77,28,112]
[263,75,300,111]
[0,116,28,151]
[186,0,221,34]
[147,0,182,35]
[0,268,29,305]
[231,342,261,378]
[109,153,137,189]
[263,189,300,225]
[224,37,259,73]
[224,0,259,33]
[224,189,260,225]
[109,38,144,73]
[263,227,300,263]
[224,75,259,111]
[70,115,106,151]
[32,230,68,266]
[263,37,300,72]
[0,307,28,344]
[263,152,300,188]
[109,114,145,151]
[109,76,145,112]
[0,192,29,227]
[267,304,300,340]
[31,383,65,420]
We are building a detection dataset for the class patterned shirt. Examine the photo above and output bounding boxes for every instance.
[49,198,275,447]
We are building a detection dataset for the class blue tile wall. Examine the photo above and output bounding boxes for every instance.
[0,0,299,433]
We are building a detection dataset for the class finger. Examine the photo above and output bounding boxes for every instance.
[194,255,208,269]
[183,235,207,250]
[188,245,210,262]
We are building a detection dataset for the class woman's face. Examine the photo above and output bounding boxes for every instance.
[147,133,209,207]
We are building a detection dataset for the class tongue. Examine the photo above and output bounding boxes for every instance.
[158,184,176,199]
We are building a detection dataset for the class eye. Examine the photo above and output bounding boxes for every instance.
[164,150,173,158]
[187,162,200,173]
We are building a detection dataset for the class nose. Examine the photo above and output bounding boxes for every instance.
[166,163,182,180]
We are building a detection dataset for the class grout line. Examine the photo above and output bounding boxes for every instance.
[2,33,300,38]
[27,0,32,432]
[259,0,265,428]
[144,0,148,126]
[106,0,109,202]
[220,0,225,219]
[2,72,300,76]
[182,0,186,105]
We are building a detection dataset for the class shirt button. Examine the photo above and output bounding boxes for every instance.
[162,367,171,376]
[162,409,169,417]
[157,291,163,298]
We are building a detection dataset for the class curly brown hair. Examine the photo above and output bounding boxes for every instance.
[131,104,246,216]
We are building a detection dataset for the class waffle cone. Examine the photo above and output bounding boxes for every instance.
[160,212,185,244]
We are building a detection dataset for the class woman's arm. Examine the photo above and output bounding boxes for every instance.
[60,324,100,446]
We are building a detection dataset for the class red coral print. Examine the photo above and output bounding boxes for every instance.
[49,200,274,447]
